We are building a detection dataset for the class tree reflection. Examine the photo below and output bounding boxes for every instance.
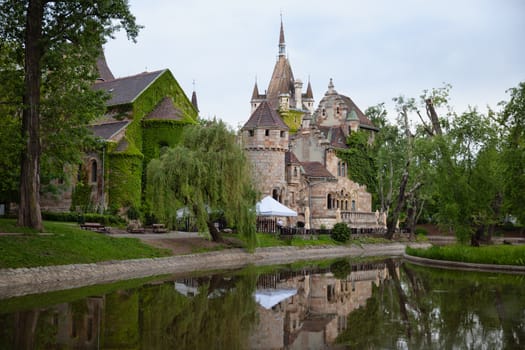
[337,263,525,349]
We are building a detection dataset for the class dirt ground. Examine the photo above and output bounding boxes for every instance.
[107,228,245,255]
[141,237,239,255]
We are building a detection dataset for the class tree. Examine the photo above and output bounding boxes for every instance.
[500,82,525,225]
[0,0,141,230]
[146,120,258,249]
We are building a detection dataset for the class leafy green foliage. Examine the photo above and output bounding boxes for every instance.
[331,222,350,242]
[500,82,525,225]
[146,119,258,249]
[0,0,142,228]
[406,244,525,266]
[337,130,376,190]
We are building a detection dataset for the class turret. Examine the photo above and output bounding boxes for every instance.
[294,79,303,110]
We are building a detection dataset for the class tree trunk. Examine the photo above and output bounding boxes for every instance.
[18,0,44,230]
[385,160,410,239]
[207,220,223,243]
[425,98,442,136]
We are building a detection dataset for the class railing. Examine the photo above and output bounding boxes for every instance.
[340,211,381,228]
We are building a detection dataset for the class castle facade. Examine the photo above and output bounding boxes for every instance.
[241,20,384,230]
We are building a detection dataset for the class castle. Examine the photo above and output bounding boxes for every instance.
[241,20,384,230]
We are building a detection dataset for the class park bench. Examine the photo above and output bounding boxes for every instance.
[80,222,110,233]
[152,223,168,233]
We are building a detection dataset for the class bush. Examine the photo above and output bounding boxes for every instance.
[42,211,124,226]
[414,227,428,236]
[331,222,350,243]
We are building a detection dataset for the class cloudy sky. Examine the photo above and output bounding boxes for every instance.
[104,0,525,129]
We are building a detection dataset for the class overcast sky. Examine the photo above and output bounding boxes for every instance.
[104,0,525,129]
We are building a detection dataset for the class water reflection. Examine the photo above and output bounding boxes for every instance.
[0,259,524,349]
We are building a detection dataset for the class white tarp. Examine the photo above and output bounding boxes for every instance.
[256,196,297,217]
[254,288,297,309]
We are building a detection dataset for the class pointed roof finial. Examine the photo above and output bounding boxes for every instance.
[279,13,286,57]
[327,78,336,94]
[191,80,199,113]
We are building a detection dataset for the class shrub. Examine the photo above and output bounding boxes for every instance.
[41,211,124,226]
[414,227,428,236]
[331,222,350,243]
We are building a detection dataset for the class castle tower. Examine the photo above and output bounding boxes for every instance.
[241,101,289,201]
[250,80,266,114]
[266,19,296,110]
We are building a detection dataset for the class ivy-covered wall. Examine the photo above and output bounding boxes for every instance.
[142,119,193,165]
[108,153,143,211]
[104,70,198,211]
[280,109,303,133]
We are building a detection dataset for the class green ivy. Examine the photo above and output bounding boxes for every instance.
[337,131,377,193]
[108,153,143,211]
[71,171,92,212]
[279,109,303,133]
[101,70,198,211]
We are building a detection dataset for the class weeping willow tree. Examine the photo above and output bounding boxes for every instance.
[146,119,258,249]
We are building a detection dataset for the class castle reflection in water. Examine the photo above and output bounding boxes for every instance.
[249,261,394,349]
[0,260,395,349]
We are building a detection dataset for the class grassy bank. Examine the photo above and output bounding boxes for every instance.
[406,244,525,266]
[0,219,171,269]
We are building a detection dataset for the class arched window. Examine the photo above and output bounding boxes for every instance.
[336,106,340,115]
[327,194,332,209]
[90,160,97,183]
[351,200,356,211]
[293,167,298,177]
[273,188,281,202]
[345,200,348,210]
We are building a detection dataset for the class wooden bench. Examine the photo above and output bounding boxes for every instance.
[152,224,168,233]
[80,222,110,233]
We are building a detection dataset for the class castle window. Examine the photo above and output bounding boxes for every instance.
[280,130,285,138]
[336,106,340,115]
[351,200,356,211]
[293,167,298,177]
[248,129,254,137]
[322,108,326,116]
[265,129,270,136]
[90,160,97,183]
[327,194,332,209]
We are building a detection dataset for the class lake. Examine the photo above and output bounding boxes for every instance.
[0,257,524,349]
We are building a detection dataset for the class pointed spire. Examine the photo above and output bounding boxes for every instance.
[278,15,286,57]
[191,80,199,112]
[305,78,314,99]
[251,80,260,100]
[96,48,115,82]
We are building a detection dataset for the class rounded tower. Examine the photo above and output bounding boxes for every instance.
[241,101,289,201]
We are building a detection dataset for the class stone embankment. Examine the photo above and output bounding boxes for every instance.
[0,243,430,299]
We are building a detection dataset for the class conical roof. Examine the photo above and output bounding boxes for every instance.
[242,100,288,130]
[191,90,199,112]
[96,50,115,82]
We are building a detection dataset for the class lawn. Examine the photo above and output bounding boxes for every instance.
[406,244,525,266]
[0,219,171,269]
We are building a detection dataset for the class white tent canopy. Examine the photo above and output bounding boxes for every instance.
[254,288,297,309]
[256,196,297,217]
